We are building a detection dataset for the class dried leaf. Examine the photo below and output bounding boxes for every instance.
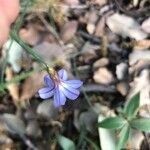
[19,24,41,46]
[20,71,46,101]
[34,42,65,64]
[128,130,144,149]
[60,21,78,43]
[5,67,19,102]
[128,69,150,106]
[94,17,106,37]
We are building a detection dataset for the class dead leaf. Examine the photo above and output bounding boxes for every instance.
[60,21,78,43]
[128,130,144,149]
[19,24,41,46]
[127,69,150,106]
[34,42,65,64]
[5,67,19,103]
[20,71,46,101]
[94,17,106,37]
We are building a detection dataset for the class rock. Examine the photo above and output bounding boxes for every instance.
[93,58,109,68]
[74,103,101,133]
[37,100,59,120]
[64,0,79,6]
[86,10,98,34]
[26,120,42,138]
[129,60,150,74]
[116,63,128,80]
[117,82,129,96]
[93,67,114,84]
[106,13,147,40]
[80,42,100,63]
[129,50,150,65]
[24,109,37,120]
[141,17,150,33]
[94,0,107,6]
[2,113,26,137]
[0,134,13,144]
[77,65,91,80]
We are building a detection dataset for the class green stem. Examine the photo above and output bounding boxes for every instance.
[10,31,48,69]
[72,58,92,107]
[0,67,44,91]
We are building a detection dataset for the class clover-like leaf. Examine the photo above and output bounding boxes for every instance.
[98,117,127,129]
[124,93,140,119]
[131,118,150,132]
[117,125,130,150]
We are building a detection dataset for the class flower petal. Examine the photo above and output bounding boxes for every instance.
[38,87,50,94]
[44,74,55,89]
[38,88,54,99]
[53,87,66,107]
[60,83,80,100]
[58,69,68,80]
[63,80,83,89]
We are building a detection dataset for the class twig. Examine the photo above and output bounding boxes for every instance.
[83,84,116,93]
[79,31,101,44]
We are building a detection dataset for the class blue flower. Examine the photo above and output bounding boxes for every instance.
[38,69,83,107]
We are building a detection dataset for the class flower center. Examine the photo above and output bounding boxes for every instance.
[48,68,61,84]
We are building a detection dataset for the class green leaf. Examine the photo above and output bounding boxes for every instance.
[57,135,76,150]
[124,93,140,119]
[117,125,130,150]
[98,117,127,129]
[131,118,150,132]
